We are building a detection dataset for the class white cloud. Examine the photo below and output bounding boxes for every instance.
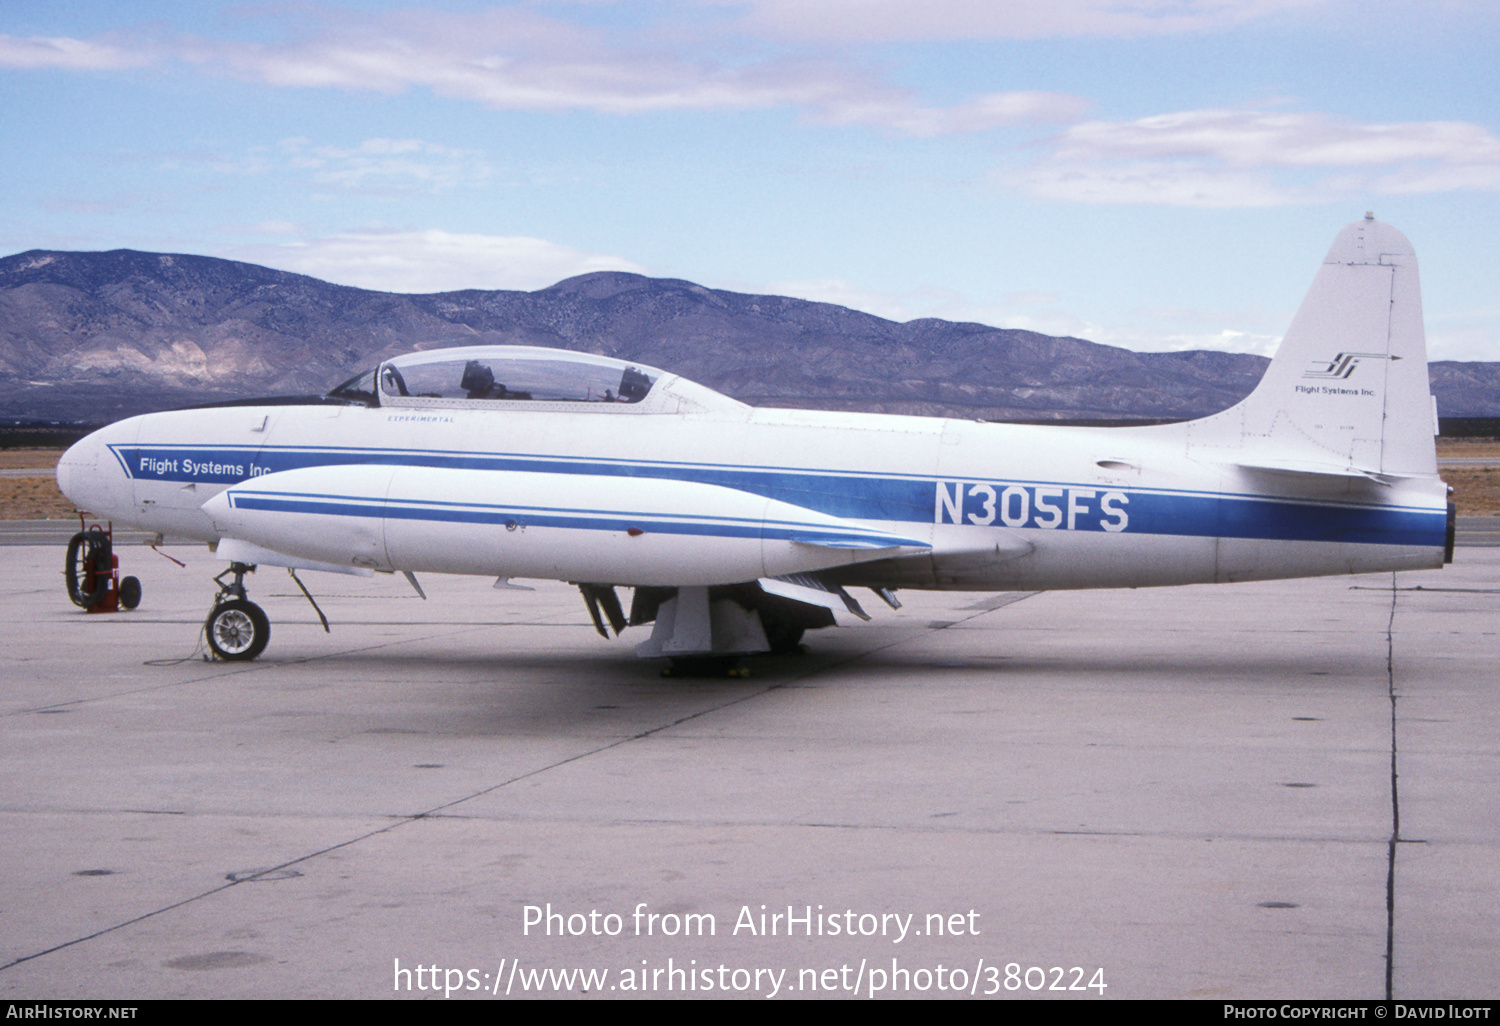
[155,137,493,195]
[1010,159,1304,207]
[817,91,1089,136]
[194,16,1086,134]
[216,220,305,236]
[1426,316,1500,363]
[0,33,153,70]
[1107,326,1283,355]
[738,0,1325,42]
[1053,110,1500,167]
[1009,108,1500,206]
[183,10,772,113]
[9,11,1085,136]
[228,229,646,293]
[275,137,494,191]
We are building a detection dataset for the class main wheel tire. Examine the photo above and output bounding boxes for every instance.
[118,576,142,610]
[205,599,269,661]
[763,620,806,655]
[64,529,111,608]
[664,655,743,677]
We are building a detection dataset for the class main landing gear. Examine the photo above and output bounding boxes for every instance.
[205,562,269,661]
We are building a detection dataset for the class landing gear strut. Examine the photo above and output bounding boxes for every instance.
[205,563,269,661]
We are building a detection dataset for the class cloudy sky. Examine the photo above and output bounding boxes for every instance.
[3,1,1497,362]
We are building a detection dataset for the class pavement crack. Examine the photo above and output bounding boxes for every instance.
[0,661,810,974]
[1384,572,1400,1002]
[1,606,1022,973]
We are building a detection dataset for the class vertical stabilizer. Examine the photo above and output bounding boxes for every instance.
[1187,215,1436,478]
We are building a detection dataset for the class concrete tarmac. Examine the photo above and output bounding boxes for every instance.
[0,540,1495,1000]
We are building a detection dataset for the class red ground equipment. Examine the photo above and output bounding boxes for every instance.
[65,518,141,613]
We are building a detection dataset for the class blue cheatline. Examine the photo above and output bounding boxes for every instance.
[121,443,1447,549]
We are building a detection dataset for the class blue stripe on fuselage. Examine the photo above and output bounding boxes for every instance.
[115,443,1447,549]
[226,491,924,548]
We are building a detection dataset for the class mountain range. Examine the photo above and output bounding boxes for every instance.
[2,248,1496,425]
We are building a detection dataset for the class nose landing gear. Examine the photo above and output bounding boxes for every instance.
[205,563,269,661]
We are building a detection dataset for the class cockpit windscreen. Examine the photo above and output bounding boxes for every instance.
[327,348,660,408]
[375,351,656,404]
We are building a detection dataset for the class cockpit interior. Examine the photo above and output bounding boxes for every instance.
[327,346,660,410]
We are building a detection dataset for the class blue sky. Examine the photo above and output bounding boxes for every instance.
[3,0,1497,364]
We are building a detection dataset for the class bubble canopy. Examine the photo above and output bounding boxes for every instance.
[328,346,663,409]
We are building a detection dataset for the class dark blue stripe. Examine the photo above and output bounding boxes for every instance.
[120,443,1447,548]
[1126,491,1444,547]
[228,494,923,548]
[118,444,933,520]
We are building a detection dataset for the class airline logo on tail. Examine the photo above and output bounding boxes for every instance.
[1302,351,1396,380]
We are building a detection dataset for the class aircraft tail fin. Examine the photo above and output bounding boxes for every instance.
[1187,215,1437,478]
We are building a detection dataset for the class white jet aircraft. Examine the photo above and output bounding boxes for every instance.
[56,216,1453,664]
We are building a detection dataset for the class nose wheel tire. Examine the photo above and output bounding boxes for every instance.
[205,599,269,661]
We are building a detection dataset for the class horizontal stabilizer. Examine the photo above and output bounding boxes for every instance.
[1232,458,1403,486]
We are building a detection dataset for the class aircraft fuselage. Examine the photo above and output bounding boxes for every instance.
[60,398,1448,593]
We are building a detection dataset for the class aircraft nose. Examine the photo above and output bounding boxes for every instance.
[54,452,73,501]
[56,436,97,508]
[56,430,128,518]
